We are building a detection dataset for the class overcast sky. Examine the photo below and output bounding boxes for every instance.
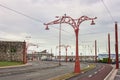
[0,0,120,55]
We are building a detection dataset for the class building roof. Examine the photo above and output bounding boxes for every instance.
[40,50,47,53]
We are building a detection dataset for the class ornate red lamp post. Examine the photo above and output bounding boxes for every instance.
[61,45,71,62]
[56,44,70,62]
[44,14,97,73]
[115,22,119,69]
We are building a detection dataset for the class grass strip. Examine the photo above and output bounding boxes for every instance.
[0,61,23,67]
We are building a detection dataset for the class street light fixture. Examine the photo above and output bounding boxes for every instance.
[45,25,49,30]
[91,20,96,25]
[44,15,97,73]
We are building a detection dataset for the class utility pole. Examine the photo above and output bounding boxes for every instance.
[56,45,62,65]
[58,19,62,65]
[44,14,97,73]
[51,48,52,61]
[108,33,111,64]
[45,16,62,66]
[115,22,119,69]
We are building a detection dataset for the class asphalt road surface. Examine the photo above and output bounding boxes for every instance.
[0,61,87,80]
[67,63,113,80]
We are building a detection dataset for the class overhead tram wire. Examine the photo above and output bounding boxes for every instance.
[0,3,43,23]
[0,2,117,47]
[0,3,74,43]
[0,3,112,37]
[100,0,115,22]
[0,3,104,36]
[0,3,118,41]
[0,3,69,34]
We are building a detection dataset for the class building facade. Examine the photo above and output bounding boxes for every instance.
[27,50,53,61]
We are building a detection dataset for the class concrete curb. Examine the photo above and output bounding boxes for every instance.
[0,63,32,69]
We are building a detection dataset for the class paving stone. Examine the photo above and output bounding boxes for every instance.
[117,71,120,75]
[114,75,120,80]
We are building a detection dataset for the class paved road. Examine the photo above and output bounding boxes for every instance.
[0,61,87,80]
[68,63,113,80]
[0,61,59,77]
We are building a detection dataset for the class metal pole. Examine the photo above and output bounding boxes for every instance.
[32,52,33,61]
[66,48,67,62]
[115,22,119,69]
[51,48,52,61]
[23,41,27,64]
[74,29,80,73]
[108,33,111,64]
[95,40,97,63]
[59,20,61,66]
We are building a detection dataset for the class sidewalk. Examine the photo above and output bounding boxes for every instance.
[104,65,118,80]
[114,69,120,80]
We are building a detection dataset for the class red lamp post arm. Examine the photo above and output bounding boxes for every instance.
[44,16,97,31]
[44,15,76,29]
[77,16,97,28]
[59,45,71,49]
[66,45,71,48]
[44,19,61,26]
